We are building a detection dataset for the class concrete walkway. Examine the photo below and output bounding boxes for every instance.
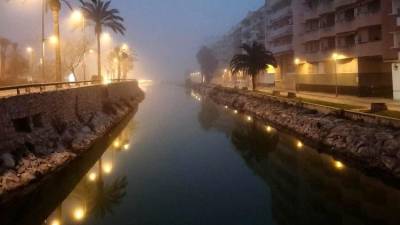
[258,87,400,111]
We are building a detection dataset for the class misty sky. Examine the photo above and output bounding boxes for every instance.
[0,0,264,81]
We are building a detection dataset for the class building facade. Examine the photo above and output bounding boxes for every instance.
[265,0,296,90]
[207,0,400,98]
[293,0,398,98]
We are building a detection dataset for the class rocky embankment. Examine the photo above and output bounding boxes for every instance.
[0,82,144,195]
[194,84,400,177]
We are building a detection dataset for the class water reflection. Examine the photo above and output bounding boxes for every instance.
[0,115,137,225]
[195,94,400,225]
[42,120,136,225]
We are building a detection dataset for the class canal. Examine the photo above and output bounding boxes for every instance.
[2,84,400,225]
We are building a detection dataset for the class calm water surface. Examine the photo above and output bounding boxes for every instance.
[4,84,400,225]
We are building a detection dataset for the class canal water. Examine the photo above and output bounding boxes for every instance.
[2,84,400,225]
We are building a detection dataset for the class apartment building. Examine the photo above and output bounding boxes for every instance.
[391,0,400,100]
[293,0,398,97]
[265,0,296,90]
[207,6,268,86]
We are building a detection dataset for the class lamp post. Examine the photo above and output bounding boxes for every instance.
[41,0,46,81]
[26,47,33,69]
[294,58,300,93]
[71,10,86,81]
[332,53,339,97]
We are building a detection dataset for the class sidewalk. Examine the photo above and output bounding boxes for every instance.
[258,87,400,111]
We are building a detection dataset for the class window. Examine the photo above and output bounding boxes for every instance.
[305,19,319,32]
[321,37,335,51]
[393,32,400,48]
[320,13,335,28]
[305,40,320,53]
[368,25,382,42]
[344,8,355,22]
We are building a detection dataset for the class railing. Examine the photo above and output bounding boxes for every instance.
[0,79,136,97]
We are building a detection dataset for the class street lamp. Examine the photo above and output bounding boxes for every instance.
[294,58,301,93]
[26,47,34,77]
[49,35,59,46]
[70,10,84,24]
[331,53,342,97]
[70,10,87,81]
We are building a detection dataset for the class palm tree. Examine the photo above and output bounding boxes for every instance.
[0,37,11,79]
[230,42,277,90]
[80,0,126,81]
[47,0,72,82]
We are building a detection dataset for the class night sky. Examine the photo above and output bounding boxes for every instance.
[0,0,264,81]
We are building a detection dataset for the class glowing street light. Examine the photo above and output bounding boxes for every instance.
[49,35,59,46]
[103,162,113,174]
[121,43,129,51]
[26,47,33,53]
[294,58,301,65]
[70,10,84,23]
[26,47,34,73]
[246,116,252,121]
[101,32,111,42]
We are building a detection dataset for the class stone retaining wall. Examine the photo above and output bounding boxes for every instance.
[194,84,400,178]
[0,81,144,194]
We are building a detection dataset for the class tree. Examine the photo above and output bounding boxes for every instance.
[107,46,135,80]
[80,0,126,80]
[230,42,277,90]
[6,43,29,79]
[47,0,72,82]
[0,37,11,79]
[62,38,91,81]
[196,46,218,83]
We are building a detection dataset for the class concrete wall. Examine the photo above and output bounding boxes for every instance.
[0,81,143,155]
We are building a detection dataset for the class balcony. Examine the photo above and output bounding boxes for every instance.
[303,9,319,21]
[302,30,320,42]
[334,0,358,8]
[271,43,293,54]
[335,12,381,34]
[317,1,334,15]
[269,6,292,23]
[269,25,293,39]
[339,41,383,58]
[319,26,335,38]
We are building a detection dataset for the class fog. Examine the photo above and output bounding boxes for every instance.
[0,0,264,82]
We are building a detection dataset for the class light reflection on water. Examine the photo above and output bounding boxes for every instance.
[192,89,400,225]
[44,119,136,225]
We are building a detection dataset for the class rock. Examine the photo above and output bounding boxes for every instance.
[82,126,92,133]
[0,153,15,169]
[382,156,397,171]
[33,145,53,156]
